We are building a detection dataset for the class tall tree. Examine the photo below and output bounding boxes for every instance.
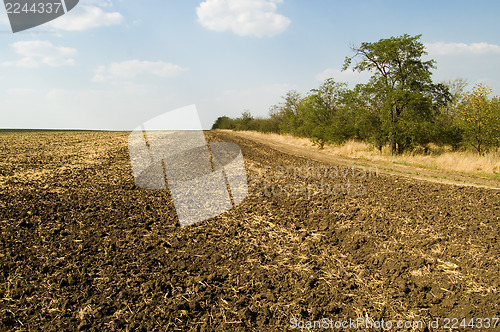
[349,82,388,151]
[434,78,468,150]
[459,83,500,153]
[304,79,354,147]
[270,90,306,136]
[343,34,449,154]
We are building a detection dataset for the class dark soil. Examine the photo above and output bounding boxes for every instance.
[0,131,499,331]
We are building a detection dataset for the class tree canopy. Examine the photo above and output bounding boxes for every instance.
[343,34,450,153]
[212,34,499,155]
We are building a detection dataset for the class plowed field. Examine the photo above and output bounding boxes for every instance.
[1,130,499,331]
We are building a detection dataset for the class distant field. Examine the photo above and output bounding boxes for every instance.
[0,130,499,330]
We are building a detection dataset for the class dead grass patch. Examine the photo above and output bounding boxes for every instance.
[229,130,500,176]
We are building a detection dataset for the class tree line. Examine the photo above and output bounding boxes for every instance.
[212,34,500,154]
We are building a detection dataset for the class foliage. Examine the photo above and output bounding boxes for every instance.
[433,78,469,150]
[211,35,499,155]
[343,34,450,154]
[458,83,500,153]
[211,116,235,130]
[300,79,355,148]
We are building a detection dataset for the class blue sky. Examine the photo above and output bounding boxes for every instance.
[1,0,500,129]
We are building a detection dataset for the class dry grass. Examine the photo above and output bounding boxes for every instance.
[231,131,500,177]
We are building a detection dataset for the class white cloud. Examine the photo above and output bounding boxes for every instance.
[426,42,500,55]
[47,5,123,31]
[93,60,188,82]
[196,0,291,37]
[2,41,77,67]
[315,68,371,86]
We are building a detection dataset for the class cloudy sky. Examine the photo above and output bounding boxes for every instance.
[1,0,500,129]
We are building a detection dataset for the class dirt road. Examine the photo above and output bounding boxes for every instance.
[0,130,499,331]
[229,130,500,190]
